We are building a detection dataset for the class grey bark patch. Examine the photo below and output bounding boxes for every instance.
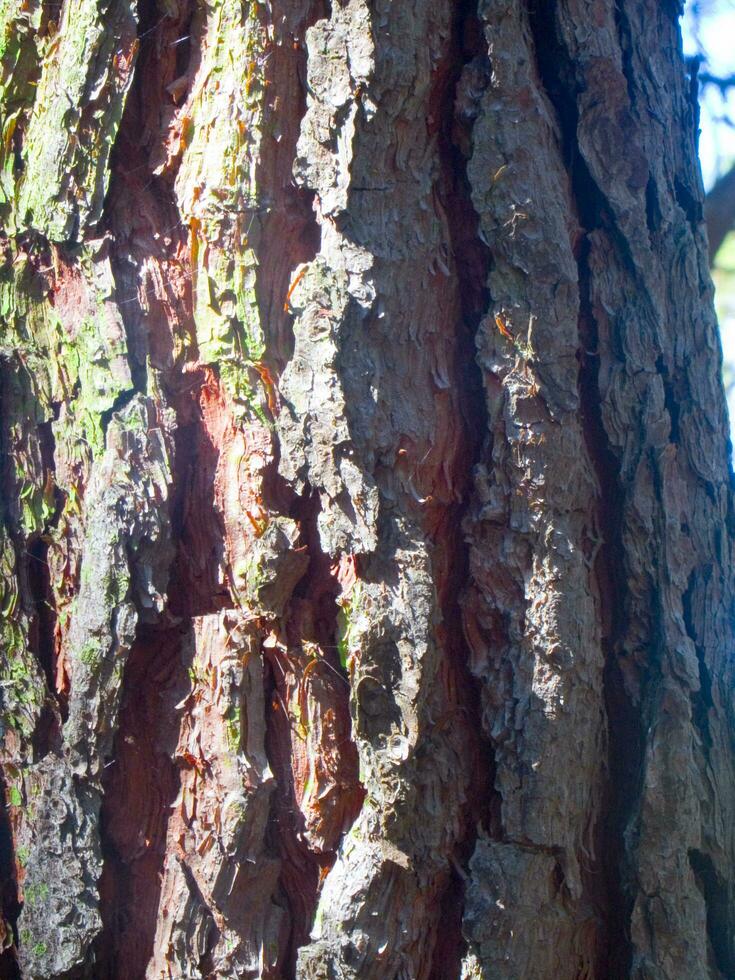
[16,395,174,976]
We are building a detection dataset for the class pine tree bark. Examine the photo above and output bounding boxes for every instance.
[0,0,733,978]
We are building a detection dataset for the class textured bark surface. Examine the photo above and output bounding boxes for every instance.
[0,0,733,978]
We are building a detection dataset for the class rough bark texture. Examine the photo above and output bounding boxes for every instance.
[0,0,732,978]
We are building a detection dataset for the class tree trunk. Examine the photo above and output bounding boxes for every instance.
[0,0,733,977]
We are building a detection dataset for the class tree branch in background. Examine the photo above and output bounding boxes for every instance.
[699,71,735,94]
[695,67,735,265]
[706,162,735,263]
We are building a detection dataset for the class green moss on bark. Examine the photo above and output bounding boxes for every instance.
[175,0,269,419]
[15,0,138,241]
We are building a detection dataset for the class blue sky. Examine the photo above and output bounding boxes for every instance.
[683,2,735,187]
[682,3,735,433]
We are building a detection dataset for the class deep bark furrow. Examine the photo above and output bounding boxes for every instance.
[523,5,643,971]
[25,537,60,755]
[460,2,607,974]
[427,1,496,974]
[262,486,365,976]
[96,626,186,977]
[576,240,639,979]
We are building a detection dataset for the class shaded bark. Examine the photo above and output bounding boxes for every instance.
[0,1,733,978]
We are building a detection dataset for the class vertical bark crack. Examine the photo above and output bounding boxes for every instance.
[427,0,496,973]
[265,487,364,977]
[683,568,714,757]
[576,237,639,979]
[25,537,60,752]
[96,626,188,978]
[255,0,328,372]
[27,413,67,750]
[525,2,641,972]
